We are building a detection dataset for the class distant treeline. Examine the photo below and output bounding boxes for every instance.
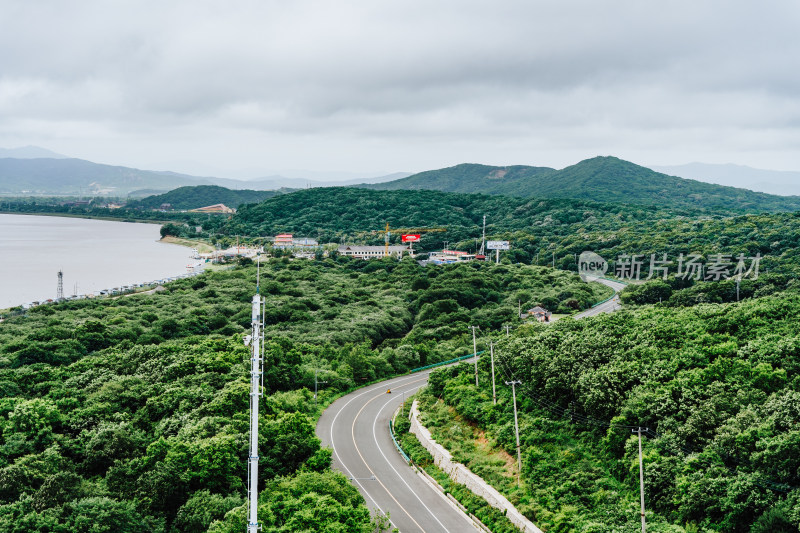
[126,185,288,211]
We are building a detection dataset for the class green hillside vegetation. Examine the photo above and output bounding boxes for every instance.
[128,186,286,211]
[417,289,800,532]
[365,163,555,195]
[223,187,800,277]
[619,272,798,308]
[366,157,800,213]
[224,186,691,249]
[0,258,602,531]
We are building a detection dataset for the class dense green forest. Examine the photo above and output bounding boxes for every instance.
[127,186,287,211]
[416,288,800,532]
[365,157,800,213]
[5,181,800,531]
[0,257,603,531]
[224,186,688,253]
[223,187,800,276]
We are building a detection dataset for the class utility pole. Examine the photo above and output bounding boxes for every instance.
[480,214,486,256]
[490,341,497,405]
[314,368,328,407]
[736,277,740,302]
[505,324,511,337]
[633,427,647,532]
[552,251,555,269]
[506,380,522,486]
[469,325,480,386]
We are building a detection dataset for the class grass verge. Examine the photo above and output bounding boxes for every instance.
[393,397,522,533]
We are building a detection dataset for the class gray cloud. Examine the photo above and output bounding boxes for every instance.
[1,0,799,175]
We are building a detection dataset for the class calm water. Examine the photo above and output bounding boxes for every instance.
[0,214,196,308]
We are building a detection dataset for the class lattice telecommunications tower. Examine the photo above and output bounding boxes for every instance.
[246,263,264,532]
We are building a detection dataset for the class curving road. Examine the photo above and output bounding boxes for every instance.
[575,278,626,318]
[317,370,478,532]
[317,278,626,532]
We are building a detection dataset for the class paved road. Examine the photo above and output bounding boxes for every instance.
[316,279,626,532]
[574,278,626,319]
[317,370,477,532]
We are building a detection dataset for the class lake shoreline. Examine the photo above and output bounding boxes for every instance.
[159,236,216,253]
[0,214,194,310]
[0,210,168,224]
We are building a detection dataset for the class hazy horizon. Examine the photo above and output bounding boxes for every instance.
[1,1,799,178]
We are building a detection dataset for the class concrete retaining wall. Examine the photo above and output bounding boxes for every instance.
[410,400,543,533]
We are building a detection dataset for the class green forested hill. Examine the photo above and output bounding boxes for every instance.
[365,156,800,213]
[224,186,683,246]
[420,289,800,531]
[364,163,555,195]
[223,187,800,277]
[128,185,287,210]
[0,258,603,531]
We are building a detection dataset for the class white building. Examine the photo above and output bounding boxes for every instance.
[337,245,412,259]
[428,250,475,264]
[292,237,319,248]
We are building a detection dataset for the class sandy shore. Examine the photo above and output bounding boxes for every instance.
[159,236,215,253]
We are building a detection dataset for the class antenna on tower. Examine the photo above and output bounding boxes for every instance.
[479,215,487,256]
[256,252,261,294]
[57,270,64,300]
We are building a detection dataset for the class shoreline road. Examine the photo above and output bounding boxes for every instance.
[575,278,626,319]
[317,370,478,533]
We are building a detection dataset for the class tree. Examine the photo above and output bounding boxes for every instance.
[160,223,183,238]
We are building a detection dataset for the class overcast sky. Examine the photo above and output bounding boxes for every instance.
[1,1,798,178]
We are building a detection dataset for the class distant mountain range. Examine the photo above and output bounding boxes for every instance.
[232,172,410,191]
[0,158,207,196]
[0,148,410,196]
[363,156,800,213]
[650,162,800,197]
[2,145,799,214]
[0,146,69,159]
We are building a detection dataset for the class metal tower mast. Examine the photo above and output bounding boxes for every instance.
[56,270,64,300]
[479,215,486,256]
[247,261,264,533]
